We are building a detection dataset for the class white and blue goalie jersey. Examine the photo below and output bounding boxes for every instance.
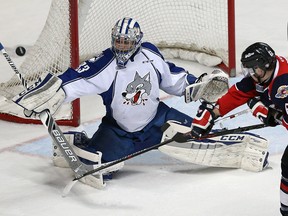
[59,42,196,132]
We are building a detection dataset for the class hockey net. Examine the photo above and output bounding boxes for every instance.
[0,0,235,126]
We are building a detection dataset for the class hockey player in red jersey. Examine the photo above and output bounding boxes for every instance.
[190,42,288,215]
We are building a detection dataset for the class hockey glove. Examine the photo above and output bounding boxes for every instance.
[184,70,229,103]
[12,73,66,117]
[191,102,218,138]
[247,97,282,126]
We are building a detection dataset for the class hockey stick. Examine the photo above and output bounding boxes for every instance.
[0,43,29,88]
[172,123,266,143]
[215,108,251,123]
[0,42,96,178]
[62,122,267,194]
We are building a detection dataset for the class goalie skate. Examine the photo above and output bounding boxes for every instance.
[159,121,269,172]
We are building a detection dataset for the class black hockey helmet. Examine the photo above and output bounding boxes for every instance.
[241,42,276,71]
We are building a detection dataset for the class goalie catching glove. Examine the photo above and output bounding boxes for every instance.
[185,69,229,103]
[247,97,282,126]
[191,102,218,138]
[12,73,66,117]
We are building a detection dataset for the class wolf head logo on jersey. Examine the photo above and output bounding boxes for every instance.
[122,71,151,105]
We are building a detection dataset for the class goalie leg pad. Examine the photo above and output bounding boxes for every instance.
[160,122,269,172]
[161,120,184,141]
[53,131,124,175]
[240,134,269,171]
[52,131,99,168]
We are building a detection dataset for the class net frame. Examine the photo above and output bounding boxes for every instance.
[0,0,80,126]
[0,0,235,126]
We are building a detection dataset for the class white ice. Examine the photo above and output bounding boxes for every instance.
[0,0,288,215]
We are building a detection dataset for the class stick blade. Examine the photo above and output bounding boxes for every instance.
[79,174,106,189]
[62,174,106,197]
[62,180,78,197]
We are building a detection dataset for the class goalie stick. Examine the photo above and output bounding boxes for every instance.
[0,42,100,182]
[172,123,266,143]
[62,122,267,195]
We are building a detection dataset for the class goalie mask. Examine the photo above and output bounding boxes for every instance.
[240,42,276,77]
[111,17,143,68]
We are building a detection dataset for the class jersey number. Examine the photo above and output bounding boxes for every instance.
[76,62,90,73]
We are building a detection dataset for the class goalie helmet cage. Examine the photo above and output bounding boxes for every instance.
[0,0,235,127]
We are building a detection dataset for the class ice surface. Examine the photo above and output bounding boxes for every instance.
[0,0,288,215]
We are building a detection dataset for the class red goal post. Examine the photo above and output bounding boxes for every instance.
[0,0,235,126]
[0,0,80,126]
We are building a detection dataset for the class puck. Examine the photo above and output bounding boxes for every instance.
[15,46,26,56]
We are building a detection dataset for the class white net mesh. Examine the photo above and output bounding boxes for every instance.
[0,0,233,123]
[78,0,230,64]
[0,0,73,122]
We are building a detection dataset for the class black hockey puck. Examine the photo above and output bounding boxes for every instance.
[15,46,26,56]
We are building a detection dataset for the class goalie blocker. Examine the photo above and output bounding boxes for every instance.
[12,73,66,117]
[159,121,269,172]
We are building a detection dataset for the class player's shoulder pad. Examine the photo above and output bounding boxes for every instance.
[141,42,164,59]
[273,71,288,85]
[78,48,115,78]
[235,76,255,93]
[87,48,114,66]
